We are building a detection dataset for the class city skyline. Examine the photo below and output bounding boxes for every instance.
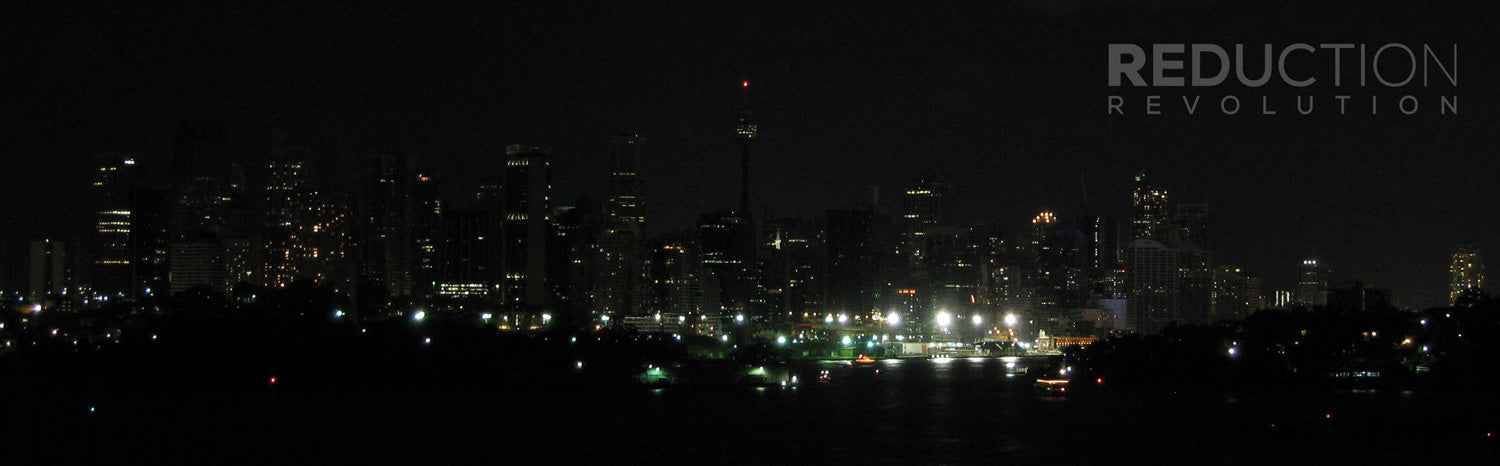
[4,2,1497,308]
[6,4,1500,463]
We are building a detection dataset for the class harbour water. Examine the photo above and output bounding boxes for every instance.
[6,357,1495,464]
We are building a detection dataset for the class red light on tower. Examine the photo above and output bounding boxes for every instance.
[742,80,749,88]
[269,377,278,385]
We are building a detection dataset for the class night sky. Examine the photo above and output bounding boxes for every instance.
[4,1,1496,308]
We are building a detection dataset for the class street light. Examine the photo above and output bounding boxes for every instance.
[935,311,953,328]
[971,314,983,326]
[1004,313,1019,327]
[887,311,901,327]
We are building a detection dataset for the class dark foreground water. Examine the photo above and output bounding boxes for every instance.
[6,357,1497,464]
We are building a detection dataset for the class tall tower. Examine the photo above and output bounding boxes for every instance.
[825,209,877,320]
[367,154,437,297]
[1450,244,1485,304]
[91,153,136,298]
[598,133,645,317]
[474,175,505,294]
[901,176,951,267]
[723,81,763,322]
[369,154,413,295]
[735,81,757,219]
[504,144,552,309]
[1170,204,1213,325]
[1131,172,1168,240]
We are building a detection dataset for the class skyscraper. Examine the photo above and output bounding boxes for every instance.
[1126,237,1178,334]
[645,234,706,317]
[901,176,951,267]
[1295,257,1330,307]
[1170,205,1214,325]
[166,121,252,296]
[1450,244,1485,304]
[263,149,312,287]
[366,154,438,297]
[1083,216,1118,278]
[699,209,753,317]
[552,198,601,321]
[763,216,822,321]
[1131,172,1168,240]
[90,153,136,297]
[503,144,552,309]
[1213,267,1261,321]
[265,148,353,288]
[1327,282,1393,312]
[435,208,489,297]
[825,209,878,320]
[597,133,645,317]
[474,175,505,295]
[133,184,172,300]
[1172,204,1210,249]
[1031,211,1064,331]
[28,238,69,302]
[1032,212,1090,333]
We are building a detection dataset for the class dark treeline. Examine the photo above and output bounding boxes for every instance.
[1068,290,1500,393]
[0,282,702,393]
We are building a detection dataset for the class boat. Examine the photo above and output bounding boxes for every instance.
[1034,378,1070,395]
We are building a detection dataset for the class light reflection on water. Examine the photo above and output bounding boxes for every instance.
[607,357,1482,463]
[14,357,1491,463]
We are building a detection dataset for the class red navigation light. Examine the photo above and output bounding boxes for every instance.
[1324,413,1332,419]
[1096,378,1104,384]
[742,80,749,88]
[269,377,278,385]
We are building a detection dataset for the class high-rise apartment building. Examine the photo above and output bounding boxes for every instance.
[1126,237,1178,334]
[1450,244,1485,304]
[366,154,438,297]
[264,149,352,288]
